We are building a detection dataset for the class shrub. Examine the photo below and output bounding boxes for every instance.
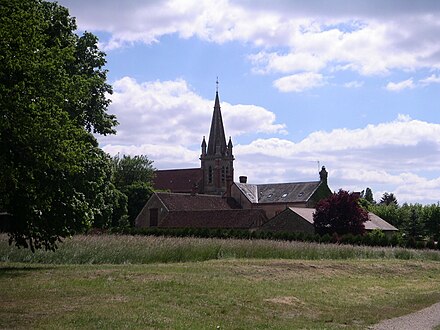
[426,240,436,250]
[320,233,332,244]
[314,190,369,236]
[406,236,417,249]
[389,233,404,247]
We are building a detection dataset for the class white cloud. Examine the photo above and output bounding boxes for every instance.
[98,76,286,159]
[233,116,440,203]
[249,51,326,75]
[385,78,415,91]
[419,74,440,86]
[102,143,200,169]
[273,72,326,92]
[59,0,440,76]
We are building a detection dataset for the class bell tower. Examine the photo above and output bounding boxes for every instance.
[200,81,234,195]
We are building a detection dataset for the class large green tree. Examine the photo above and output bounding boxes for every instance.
[0,0,118,250]
[112,155,155,226]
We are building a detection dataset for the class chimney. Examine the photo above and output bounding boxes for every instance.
[319,166,328,183]
[239,176,247,184]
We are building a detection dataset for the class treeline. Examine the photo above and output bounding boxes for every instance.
[109,227,439,250]
[358,189,440,242]
[369,203,440,241]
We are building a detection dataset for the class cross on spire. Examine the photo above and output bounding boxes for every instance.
[216,76,219,93]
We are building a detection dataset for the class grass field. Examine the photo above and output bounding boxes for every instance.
[1,234,440,329]
[2,234,440,264]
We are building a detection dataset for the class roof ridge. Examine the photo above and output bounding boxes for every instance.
[155,168,201,172]
[256,180,320,186]
[155,192,169,212]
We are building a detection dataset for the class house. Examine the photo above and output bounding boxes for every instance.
[135,191,266,229]
[230,167,332,219]
[261,207,398,236]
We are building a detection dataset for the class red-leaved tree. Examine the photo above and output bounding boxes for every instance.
[314,189,369,236]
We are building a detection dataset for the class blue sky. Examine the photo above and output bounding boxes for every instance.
[59,0,440,204]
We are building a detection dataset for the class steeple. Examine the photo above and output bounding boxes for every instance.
[200,80,234,195]
[206,90,227,156]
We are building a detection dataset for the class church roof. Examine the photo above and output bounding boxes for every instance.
[207,91,227,155]
[234,181,322,204]
[155,192,239,211]
[153,168,202,193]
[160,209,266,229]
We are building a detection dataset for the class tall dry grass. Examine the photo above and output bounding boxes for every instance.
[1,233,440,264]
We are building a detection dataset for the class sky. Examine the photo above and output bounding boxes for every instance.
[58,0,440,204]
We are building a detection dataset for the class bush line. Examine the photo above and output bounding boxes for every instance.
[107,227,439,251]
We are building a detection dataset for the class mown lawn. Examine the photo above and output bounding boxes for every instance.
[1,234,440,329]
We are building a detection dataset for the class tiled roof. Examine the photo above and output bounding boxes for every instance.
[156,192,239,211]
[159,209,267,229]
[153,168,202,193]
[286,207,398,231]
[235,181,322,204]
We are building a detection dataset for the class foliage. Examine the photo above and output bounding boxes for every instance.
[371,202,440,241]
[380,192,398,206]
[360,187,374,204]
[1,234,440,265]
[364,187,374,203]
[358,197,373,211]
[123,182,154,226]
[0,0,117,250]
[314,189,369,236]
[111,154,155,225]
[112,154,155,189]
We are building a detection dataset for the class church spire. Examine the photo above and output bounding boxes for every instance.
[200,79,234,195]
[207,83,227,156]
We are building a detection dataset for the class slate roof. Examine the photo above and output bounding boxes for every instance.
[159,209,266,229]
[153,168,202,193]
[235,181,322,204]
[286,207,398,232]
[207,91,227,156]
[156,192,240,211]
[287,207,315,224]
[365,212,398,231]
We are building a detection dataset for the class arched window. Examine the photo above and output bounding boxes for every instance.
[221,166,225,182]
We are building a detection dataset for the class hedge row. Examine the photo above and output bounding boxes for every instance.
[107,227,439,250]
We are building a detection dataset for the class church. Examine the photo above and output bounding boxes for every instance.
[135,89,398,235]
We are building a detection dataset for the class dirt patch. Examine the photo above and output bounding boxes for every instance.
[264,296,304,306]
[107,295,129,303]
